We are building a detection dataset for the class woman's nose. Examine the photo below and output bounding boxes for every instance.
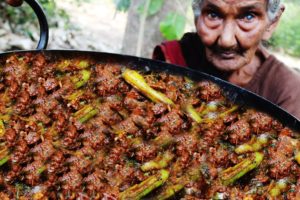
[218,21,237,49]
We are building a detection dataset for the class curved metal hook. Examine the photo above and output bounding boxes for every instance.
[24,0,49,50]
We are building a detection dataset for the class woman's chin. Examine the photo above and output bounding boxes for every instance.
[210,57,246,72]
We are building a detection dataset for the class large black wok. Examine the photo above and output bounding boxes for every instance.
[2,0,300,131]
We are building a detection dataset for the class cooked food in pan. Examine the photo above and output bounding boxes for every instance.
[0,53,299,199]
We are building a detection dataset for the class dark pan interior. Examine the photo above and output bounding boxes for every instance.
[1,50,299,131]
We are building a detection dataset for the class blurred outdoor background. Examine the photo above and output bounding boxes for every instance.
[0,0,299,69]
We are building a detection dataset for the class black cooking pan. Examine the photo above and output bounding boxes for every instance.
[2,0,300,131]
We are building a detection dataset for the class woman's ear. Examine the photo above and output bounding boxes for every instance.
[262,4,285,40]
[194,15,200,27]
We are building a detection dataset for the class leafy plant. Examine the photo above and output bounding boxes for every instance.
[138,0,164,16]
[114,0,131,12]
[268,1,300,56]
[114,0,186,40]
[159,12,186,40]
[0,0,70,35]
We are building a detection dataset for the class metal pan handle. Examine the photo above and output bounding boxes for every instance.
[24,0,49,50]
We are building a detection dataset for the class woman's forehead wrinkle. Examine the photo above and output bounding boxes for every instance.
[202,0,267,11]
[221,0,267,5]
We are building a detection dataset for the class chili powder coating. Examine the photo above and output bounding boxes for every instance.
[0,53,299,199]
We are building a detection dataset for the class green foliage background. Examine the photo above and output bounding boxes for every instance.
[114,0,186,40]
[0,0,71,41]
[1,0,299,57]
[269,0,300,57]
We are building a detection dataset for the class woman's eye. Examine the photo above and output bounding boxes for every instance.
[207,11,220,19]
[242,13,255,21]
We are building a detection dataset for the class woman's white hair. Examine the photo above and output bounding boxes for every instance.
[192,0,281,21]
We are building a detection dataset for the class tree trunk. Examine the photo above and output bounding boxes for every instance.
[121,0,190,58]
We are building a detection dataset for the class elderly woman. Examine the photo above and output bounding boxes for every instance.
[154,0,300,119]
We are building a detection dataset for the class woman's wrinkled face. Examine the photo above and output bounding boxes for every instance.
[196,0,270,71]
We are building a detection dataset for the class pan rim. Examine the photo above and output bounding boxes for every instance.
[1,49,299,131]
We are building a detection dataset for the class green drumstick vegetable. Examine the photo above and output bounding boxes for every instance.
[0,119,5,137]
[155,165,202,199]
[235,134,269,154]
[141,151,174,172]
[0,155,10,167]
[156,184,184,200]
[268,179,288,197]
[71,69,91,89]
[57,59,90,71]
[73,104,98,123]
[122,69,174,105]
[0,147,10,167]
[120,169,169,200]
[295,151,300,165]
[152,133,175,148]
[185,104,203,123]
[220,152,264,186]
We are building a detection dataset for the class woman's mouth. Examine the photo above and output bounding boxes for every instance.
[219,52,236,59]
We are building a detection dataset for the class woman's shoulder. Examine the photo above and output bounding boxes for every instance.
[266,55,300,83]
[264,55,300,118]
